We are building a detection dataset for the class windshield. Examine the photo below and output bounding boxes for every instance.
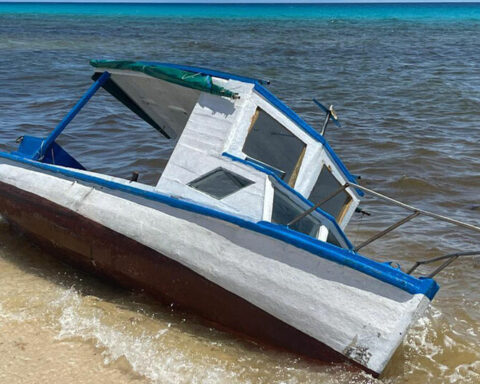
[243,108,306,186]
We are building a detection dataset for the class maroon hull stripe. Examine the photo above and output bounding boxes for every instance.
[0,180,363,370]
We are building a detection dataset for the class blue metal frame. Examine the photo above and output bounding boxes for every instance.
[32,71,111,160]
[13,136,85,170]
[0,150,439,300]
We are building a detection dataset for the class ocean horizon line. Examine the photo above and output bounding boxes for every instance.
[2,1,480,20]
[1,1,480,4]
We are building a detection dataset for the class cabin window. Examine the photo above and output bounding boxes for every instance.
[309,166,352,222]
[271,188,321,238]
[243,108,306,186]
[188,168,254,199]
[270,184,347,247]
[327,232,342,248]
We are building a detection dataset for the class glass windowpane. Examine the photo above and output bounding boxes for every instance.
[309,167,351,220]
[189,168,254,199]
[271,188,320,237]
[243,109,305,183]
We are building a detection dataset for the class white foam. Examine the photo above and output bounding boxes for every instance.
[401,305,480,383]
[49,288,244,384]
[0,302,30,323]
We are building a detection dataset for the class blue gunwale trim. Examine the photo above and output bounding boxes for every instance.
[0,151,438,300]
[222,152,354,250]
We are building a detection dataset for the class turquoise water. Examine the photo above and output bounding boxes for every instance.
[1,2,480,19]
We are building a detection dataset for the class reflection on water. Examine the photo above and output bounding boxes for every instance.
[0,7,479,384]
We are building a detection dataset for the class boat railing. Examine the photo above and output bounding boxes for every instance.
[288,181,480,278]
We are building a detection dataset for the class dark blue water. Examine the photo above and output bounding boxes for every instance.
[0,3,479,384]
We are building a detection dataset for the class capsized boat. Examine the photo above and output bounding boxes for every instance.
[1,60,478,376]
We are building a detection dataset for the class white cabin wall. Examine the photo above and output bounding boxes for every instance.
[156,80,360,228]
[156,82,267,221]
[223,99,258,155]
[223,89,360,229]
[262,177,275,221]
[225,91,317,159]
[293,144,323,196]
[321,152,360,228]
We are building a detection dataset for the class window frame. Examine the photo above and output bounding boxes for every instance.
[187,167,255,200]
[265,177,350,249]
[308,163,354,223]
[242,107,307,188]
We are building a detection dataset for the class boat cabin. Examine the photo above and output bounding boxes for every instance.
[13,60,361,249]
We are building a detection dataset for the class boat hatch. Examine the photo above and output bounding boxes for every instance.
[188,168,255,199]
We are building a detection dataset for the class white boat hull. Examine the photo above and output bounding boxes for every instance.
[0,159,431,375]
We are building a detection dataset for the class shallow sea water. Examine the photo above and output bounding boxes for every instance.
[0,4,479,384]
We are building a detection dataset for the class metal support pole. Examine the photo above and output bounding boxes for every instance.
[347,181,480,234]
[313,99,341,136]
[320,111,331,136]
[287,183,349,227]
[354,211,421,252]
[33,71,111,160]
[427,255,459,278]
[406,251,480,276]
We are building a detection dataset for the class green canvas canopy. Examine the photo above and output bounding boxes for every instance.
[89,59,243,139]
[90,60,239,99]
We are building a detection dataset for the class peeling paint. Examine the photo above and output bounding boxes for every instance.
[343,336,372,366]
